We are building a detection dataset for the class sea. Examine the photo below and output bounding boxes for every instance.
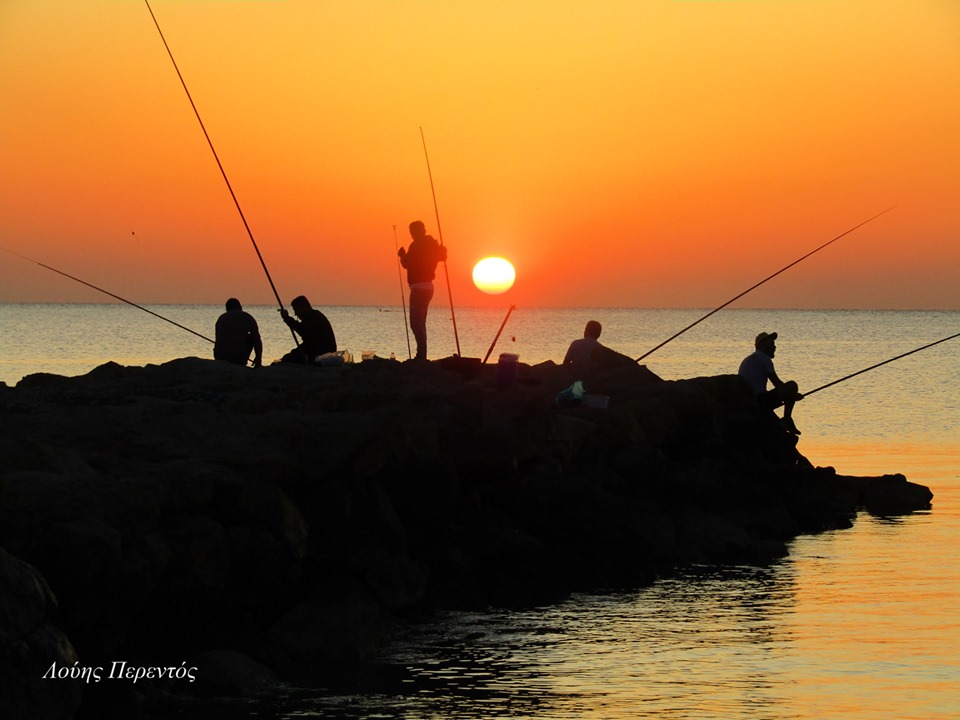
[1,304,958,719]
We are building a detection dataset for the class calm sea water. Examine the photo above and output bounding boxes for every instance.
[1,305,958,719]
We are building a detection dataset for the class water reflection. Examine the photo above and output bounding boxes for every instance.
[269,502,959,720]
[275,565,801,720]
[160,488,958,720]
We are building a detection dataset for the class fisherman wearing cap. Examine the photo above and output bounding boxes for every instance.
[738,331,803,434]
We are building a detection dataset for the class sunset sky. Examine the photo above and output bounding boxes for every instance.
[1,0,958,310]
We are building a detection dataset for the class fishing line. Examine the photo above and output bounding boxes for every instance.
[804,331,959,397]
[144,0,298,348]
[1,245,214,344]
[420,126,462,356]
[635,205,898,362]
[393,224,412,359]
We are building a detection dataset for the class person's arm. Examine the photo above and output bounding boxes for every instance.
[251,330,263,367]
[321,317,337,354]
[279,308,301,336]
[767,368,803,399]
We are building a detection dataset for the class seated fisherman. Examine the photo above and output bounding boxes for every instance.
[278,295,336,363]
[214,298,262,367]
[738,330,803,434]
[564,320,603,365]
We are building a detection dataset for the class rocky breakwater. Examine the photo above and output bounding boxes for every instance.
[0,356,932,718]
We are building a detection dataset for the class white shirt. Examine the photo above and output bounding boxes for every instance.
[738,350,774,395]
[564,337,599,365]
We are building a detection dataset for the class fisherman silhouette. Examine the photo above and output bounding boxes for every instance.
[214,298,262,367]
[278,295,336,364]
[564,320,603,365]
[563,320,635,369]
[398,220,447,361]
[738,331,803,434]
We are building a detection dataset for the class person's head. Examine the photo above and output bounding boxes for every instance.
[409,220,426,240]
[225,298,242,312]
[584,320,602,340]
[291,295,312,318]
[755,331,777,357]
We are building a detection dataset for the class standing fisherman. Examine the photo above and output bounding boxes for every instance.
[398,220,447,361]
[739,331,804,434]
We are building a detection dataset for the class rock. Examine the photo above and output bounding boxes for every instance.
[676,507,756,563]
[237,478,309,559]
[41,518,126,654]
[851,473,935,516]
[364,555,427,610]
[0,355,934,718]
[0,548,84,720]
[190,649,280,697]
[267,583,383,666]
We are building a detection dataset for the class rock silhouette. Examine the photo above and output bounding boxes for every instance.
[0,356,932,718]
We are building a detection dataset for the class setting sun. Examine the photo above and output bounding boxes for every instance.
[472,257,516,295]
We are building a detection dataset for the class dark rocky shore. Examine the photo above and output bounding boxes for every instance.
[0,356,932,719]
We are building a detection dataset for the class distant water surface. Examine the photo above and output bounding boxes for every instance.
[1,305,958,719]
[2,305,955,446]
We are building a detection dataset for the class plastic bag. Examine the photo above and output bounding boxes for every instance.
[555,380,585,408]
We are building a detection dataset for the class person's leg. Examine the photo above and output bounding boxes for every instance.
[780,381,800,433]
[759,389,784,412]
[280,347,307,364]
[409,287,429,359]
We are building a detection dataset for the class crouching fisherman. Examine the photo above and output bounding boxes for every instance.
[738,331,803,434]
[278,295,336,363]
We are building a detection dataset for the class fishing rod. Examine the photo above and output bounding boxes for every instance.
[144,0,299,349]
[393,224,412,359]
[482,305,517,365]
[803,331,959,397]
[1,246,214,344]
[635,205,898,362]
[420,126,462,356]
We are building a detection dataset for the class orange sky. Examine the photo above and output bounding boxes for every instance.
[1,0,958,310]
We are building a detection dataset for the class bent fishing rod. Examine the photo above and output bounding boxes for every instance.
[393,224,412,359]
[144,0,299,349]
[1,246,214,344]
[803,331,960,398]
[420,126,462,356]
[635,205,898,362]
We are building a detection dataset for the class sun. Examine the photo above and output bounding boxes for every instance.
[472,257,516,294]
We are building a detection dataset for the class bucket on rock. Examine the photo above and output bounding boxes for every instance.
[497,353,519,384]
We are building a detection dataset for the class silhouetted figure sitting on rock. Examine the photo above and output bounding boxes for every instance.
[278,295,336,364]
[214,298,262,367]
[564,320,603,365]
[564,320,635,369]
[738,331,803,434]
